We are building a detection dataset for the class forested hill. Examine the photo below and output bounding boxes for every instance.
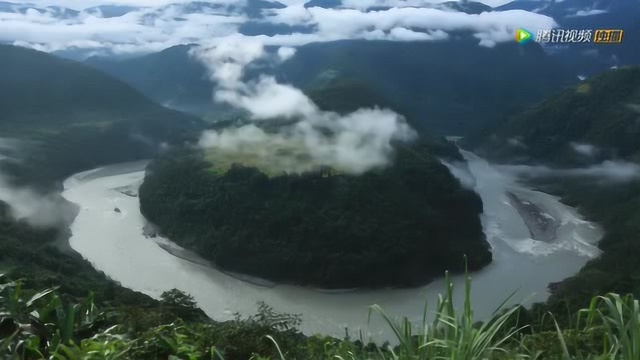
[0,45,203,187]
[139,139,491,289]
[466,66,640,165]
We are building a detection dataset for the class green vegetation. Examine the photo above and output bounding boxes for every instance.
[0,45,203,188]
[139,139,490,288]
[466,66,640,165]
[466,66,640,324]
[3,271,640,359]
[86,40,572,135]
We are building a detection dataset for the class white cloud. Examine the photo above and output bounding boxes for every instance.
[569,9,607,17]
[570,142,599,157]
[215,77,318,119]
[1,3,245,55]
[193,39,417,174]
[2,0,557,55]
[5,0,244,10]
[340,0,514,10]
[265,6,556,48]
[277,46,296,61]
[500,161,640,183]
[0,138,69,227]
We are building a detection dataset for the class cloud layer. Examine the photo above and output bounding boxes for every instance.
[193,40,416,174]
[1,0,557,56]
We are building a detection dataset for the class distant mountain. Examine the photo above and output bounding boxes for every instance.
[0,45,203,187]
[87,38,573,136]
[466,66,640,165]
[85,45,215,115]
[0,1,79,18]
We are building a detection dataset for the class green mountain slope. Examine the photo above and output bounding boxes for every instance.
[0,45,203,186]
[86,39,573,136]
[467,66,640,164]
[85,45,214,115]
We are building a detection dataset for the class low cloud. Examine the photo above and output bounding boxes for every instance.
[277,46,296,61]
[570,142,599,157]
[0,175,68,227]
[507,137,527,149]
[193,39,416,174]
[2,0,557,56]
[340,0,514,9]
[569,9,608,17]
[499,161,640,183]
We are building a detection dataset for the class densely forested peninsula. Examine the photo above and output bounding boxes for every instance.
[139,138,491,289]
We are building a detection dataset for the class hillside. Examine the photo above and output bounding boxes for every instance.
[467,66,640,165]
[86,39,573,135]
[139,139,491,289]
[465,66,640,316]
[85,45,214,115]
[0,45,203,187]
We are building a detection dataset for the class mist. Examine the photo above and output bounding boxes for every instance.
[192,39,417,175]
[498,161,640,183]
[0,139,70,227]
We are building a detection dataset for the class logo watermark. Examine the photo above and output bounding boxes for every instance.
[516,28,624,44]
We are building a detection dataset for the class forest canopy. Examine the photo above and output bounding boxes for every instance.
[139,139,491,289]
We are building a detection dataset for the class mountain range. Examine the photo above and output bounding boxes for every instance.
[0,44,203,187]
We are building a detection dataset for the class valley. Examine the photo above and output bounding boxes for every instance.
[1,0,640,357]
[60,150,601,342]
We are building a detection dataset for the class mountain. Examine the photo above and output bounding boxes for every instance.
[86,39,573,136]
[0,1,79,18]
[139,138,490,289]
[467,66,640,164]
[278,39,572,135]
[85,45,215,115]
[0,45,203,187]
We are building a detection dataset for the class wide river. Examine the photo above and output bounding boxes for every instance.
[61,152,602,342]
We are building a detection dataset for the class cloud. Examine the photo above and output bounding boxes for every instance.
[507,137,527,149]
[2,0,557,56]
[5,0,244,10]
[340,0,514,9]
[570,142,599,157]
[499,161,640,183]
[1,3,245,55]
[0,139,69,227]
[569,9,607,17]
[0,176,69,227]
[277,46,296,61]
[441,161,476,189]
[264,6,556,47]
[193,39,417,174]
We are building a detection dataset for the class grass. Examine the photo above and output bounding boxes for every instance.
[3,271,640,359]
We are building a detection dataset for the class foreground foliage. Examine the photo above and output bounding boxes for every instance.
[2,271,640,359]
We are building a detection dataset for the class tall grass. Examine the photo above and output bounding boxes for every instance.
[4,272,640,359]
[368,271,525,360]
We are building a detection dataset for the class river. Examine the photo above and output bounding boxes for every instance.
[61,152,602,342]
